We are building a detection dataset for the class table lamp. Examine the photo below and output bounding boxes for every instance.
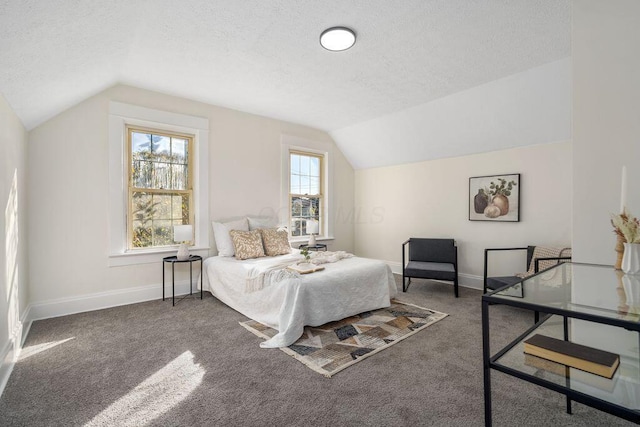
[174,225,193,260]
[306,219,319,246]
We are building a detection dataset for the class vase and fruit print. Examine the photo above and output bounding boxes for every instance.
[474,179,516,217]
[469,174,520,222]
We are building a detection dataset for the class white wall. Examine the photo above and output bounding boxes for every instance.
[0,93,28,390]
[332,58,571,170]
[570,0,640,371]
[354,141,572,288]
[27,84,354,317]
[572,0,640,264]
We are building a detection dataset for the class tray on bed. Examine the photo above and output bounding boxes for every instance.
[287,263,325,274]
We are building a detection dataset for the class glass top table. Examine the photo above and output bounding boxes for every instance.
[489,262,640,327]
[482,262,640,426]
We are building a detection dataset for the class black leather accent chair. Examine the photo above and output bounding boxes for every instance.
[402,238,458,297]
[483,246,572,294]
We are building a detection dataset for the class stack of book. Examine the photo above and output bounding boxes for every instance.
[523,334,620,379]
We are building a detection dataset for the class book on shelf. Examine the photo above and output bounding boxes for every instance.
[287,264,325,274]
[524,354,617,391]
[525,353,566,376]
[523,334,620,379]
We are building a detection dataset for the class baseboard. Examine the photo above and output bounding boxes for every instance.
[385,261,483,290]
[0,310,28,398]
[458,273,483,290]
[27,281,198,322]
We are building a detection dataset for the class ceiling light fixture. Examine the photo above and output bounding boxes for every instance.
[320,27,356,51]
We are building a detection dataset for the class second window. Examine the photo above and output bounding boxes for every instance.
[289,150,323,238]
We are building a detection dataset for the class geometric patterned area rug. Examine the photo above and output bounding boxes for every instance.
[239,300,448,377]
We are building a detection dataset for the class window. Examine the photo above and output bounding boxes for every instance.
[127,127,194,249]
[289,150,323,238]
[280,135,333,243]
[109,102,209,266]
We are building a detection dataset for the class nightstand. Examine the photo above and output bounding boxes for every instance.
[299,243,327,252]
[162,255,203,306]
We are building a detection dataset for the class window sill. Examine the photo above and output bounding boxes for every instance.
[108,246,210,267]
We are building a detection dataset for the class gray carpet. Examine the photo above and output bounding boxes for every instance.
[0,277,634,426]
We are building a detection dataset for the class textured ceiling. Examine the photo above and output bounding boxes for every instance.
[0,0,571,164]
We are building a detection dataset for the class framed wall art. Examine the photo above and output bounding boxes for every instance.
[469,173,520,222]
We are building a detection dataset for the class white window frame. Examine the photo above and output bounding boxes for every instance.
[281,135,334,243]
[108,102,209,266]
[126,125,195,251]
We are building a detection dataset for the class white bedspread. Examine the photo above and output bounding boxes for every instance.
[202,252,397,348]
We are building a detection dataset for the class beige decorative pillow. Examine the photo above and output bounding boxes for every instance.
[230,230,265,260]
[260,228,291,256]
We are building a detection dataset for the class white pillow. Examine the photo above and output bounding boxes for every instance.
[212,217,249,256]
[248,216,278,230]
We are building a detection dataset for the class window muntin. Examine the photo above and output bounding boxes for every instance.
[127,127,194,249]
[289,151,323,238]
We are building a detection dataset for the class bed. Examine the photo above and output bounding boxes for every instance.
[202,251,397,348]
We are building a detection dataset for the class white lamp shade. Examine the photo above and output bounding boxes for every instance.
[306,219,319,235]
[173,225,193,242]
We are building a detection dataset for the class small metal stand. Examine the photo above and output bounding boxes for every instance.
[298,243,327,251]
[162,255,203,306]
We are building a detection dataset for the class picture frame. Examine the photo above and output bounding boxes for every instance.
[469,173,520,222]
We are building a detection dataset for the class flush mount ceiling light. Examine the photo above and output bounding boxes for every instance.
[320,27,356,51]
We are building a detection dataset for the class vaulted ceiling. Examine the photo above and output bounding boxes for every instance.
[0,0,571,168]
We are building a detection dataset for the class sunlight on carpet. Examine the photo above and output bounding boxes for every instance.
[84,351,205,427]
[240,300,447,377]
[18,337,76,361]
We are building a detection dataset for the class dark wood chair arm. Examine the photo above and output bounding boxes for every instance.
[534,257,572,273]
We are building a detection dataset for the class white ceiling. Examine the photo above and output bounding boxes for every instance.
[0,0,571,167]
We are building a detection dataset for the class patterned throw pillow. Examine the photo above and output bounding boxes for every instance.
[260,228,291,256]
[229,230,265,260]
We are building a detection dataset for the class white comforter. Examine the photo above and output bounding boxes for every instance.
[202,252,397,348]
